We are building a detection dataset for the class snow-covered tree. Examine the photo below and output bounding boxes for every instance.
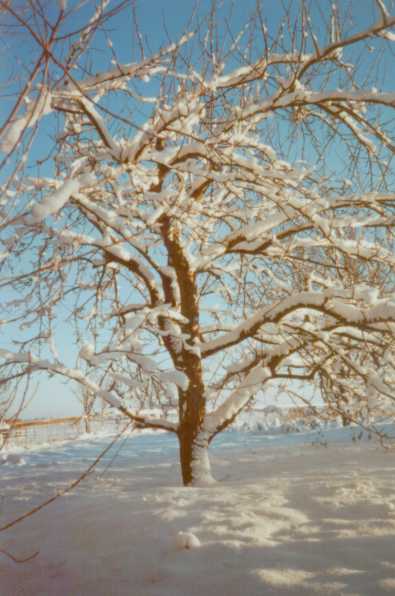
[2,1,395,484]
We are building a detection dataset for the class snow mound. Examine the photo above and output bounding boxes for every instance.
[0,453,26,466]
[175,531,201,550]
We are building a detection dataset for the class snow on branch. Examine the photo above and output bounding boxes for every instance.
[31,173,96,222]
[201,292,395,358]
[0,88,52,154]
[74,32,194,93]
[204,367,272,434]
[0,349,177,432]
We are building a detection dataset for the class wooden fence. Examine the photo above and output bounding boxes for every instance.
[0,416,125,450]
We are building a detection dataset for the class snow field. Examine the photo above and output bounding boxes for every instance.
[2,436,395,595]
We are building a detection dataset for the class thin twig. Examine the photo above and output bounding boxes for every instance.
[0,547,39,564]
[0,422,133,534]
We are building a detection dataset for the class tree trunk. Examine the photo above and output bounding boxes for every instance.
[341,414,351,427]
[178,428,215,486]
[83,415,91,434]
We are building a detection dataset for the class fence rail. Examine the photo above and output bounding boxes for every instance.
[0,416,125,450]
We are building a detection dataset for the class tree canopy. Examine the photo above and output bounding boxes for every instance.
[1,0,395,484]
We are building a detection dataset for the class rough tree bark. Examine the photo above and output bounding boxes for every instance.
[178,427,214,486]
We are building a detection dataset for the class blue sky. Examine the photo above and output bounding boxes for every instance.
[1,0,393,419]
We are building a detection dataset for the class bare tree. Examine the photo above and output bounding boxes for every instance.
[1,0,395,485]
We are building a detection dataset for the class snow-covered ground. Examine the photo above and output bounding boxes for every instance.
[2,427,395,595]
